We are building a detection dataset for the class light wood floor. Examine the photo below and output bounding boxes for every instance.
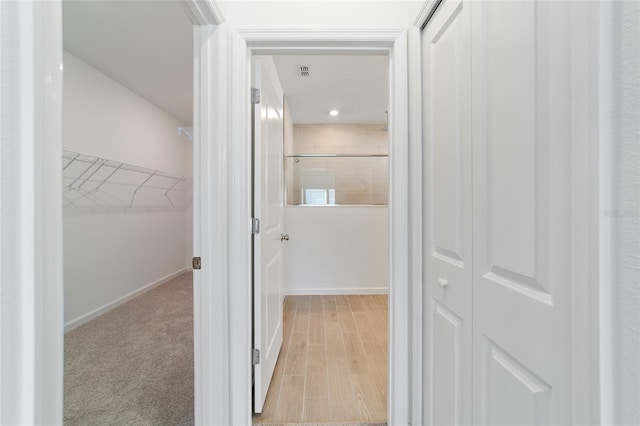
[253,294,388,425]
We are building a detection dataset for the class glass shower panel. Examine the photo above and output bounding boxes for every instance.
[286,155,388,205]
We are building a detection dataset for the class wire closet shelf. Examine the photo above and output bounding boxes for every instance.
[63,150,192,212]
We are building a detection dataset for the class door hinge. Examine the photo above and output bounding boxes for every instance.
[252,348,260,365]
[192,257,201,270]
[251,217,261,235]
[251,88,261,104]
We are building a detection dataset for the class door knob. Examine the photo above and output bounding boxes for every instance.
[438,277,448,288]
[280,234,290,241]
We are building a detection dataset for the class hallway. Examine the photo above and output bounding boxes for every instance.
[2,0,632,424]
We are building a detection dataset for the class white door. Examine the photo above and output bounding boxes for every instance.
[252,56,285,414]
[423,0,576,424]
[471,1,573,424]
[422,0,473,424]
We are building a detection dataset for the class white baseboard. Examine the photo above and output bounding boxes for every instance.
[284,287,388,296]
[64,268,190,333]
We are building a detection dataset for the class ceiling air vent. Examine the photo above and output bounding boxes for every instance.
[298,65,310,77]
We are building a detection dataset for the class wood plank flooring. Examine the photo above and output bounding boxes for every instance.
[253,295,388,425]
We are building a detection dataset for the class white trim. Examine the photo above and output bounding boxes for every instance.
[228,28,416,426]
[414,0,442,28]
[0,1,64,423]
[192,22,231,426]
[179,0,225,26]
[407,24,424,426]
[237,28,404,44]
[569,2,603,425]
[63,268,190,333]
[38,2,65,421]
[180,2,229,426]
[596,1,614,424]
[227,29,252,424]
[388,29,411,426]
[284,287,389,296]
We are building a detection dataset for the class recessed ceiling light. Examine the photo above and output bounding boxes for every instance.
[329,110,339,116]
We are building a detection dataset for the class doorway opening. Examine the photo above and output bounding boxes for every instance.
[250,53,391,424]
[61,1,195,423]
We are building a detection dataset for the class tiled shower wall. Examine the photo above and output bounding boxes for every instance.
[287,123,389,205]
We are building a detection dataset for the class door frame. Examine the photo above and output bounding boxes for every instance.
[414,1,602,424]
[0,2,64,423]
[187,12,231,426]
[156,2,231,425]
[0,0,226,424]
[225,28,423,425]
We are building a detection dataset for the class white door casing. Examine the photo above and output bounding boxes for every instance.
[471,1,574,423]
[192,20,234,425]
[230,30,414,425]
[252,56,285,414]
[422,0,473,424]
[2,2,228,424]
[0,1,64,423]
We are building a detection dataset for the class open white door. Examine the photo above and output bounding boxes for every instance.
[252,56,285,414]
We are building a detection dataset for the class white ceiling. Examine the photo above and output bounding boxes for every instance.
[63,0,193,124]
[273,55,389,124]
[62,2,389,126]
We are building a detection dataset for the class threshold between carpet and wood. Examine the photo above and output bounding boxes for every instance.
[64,271,388,426]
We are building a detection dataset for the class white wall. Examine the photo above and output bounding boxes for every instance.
[63,51,192,329]
[284,206,388,294]
[608,2,640,424]
[220,0,422,29]
[63,51,192,175]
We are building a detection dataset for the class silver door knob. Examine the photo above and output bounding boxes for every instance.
[438,277,448,288]
[280,234,290,241]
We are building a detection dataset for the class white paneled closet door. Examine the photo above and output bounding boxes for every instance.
[422,0,472,424]
[423,0,576,424]
[471,1,573,424]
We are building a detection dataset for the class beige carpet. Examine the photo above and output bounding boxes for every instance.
[64,272,194,426]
